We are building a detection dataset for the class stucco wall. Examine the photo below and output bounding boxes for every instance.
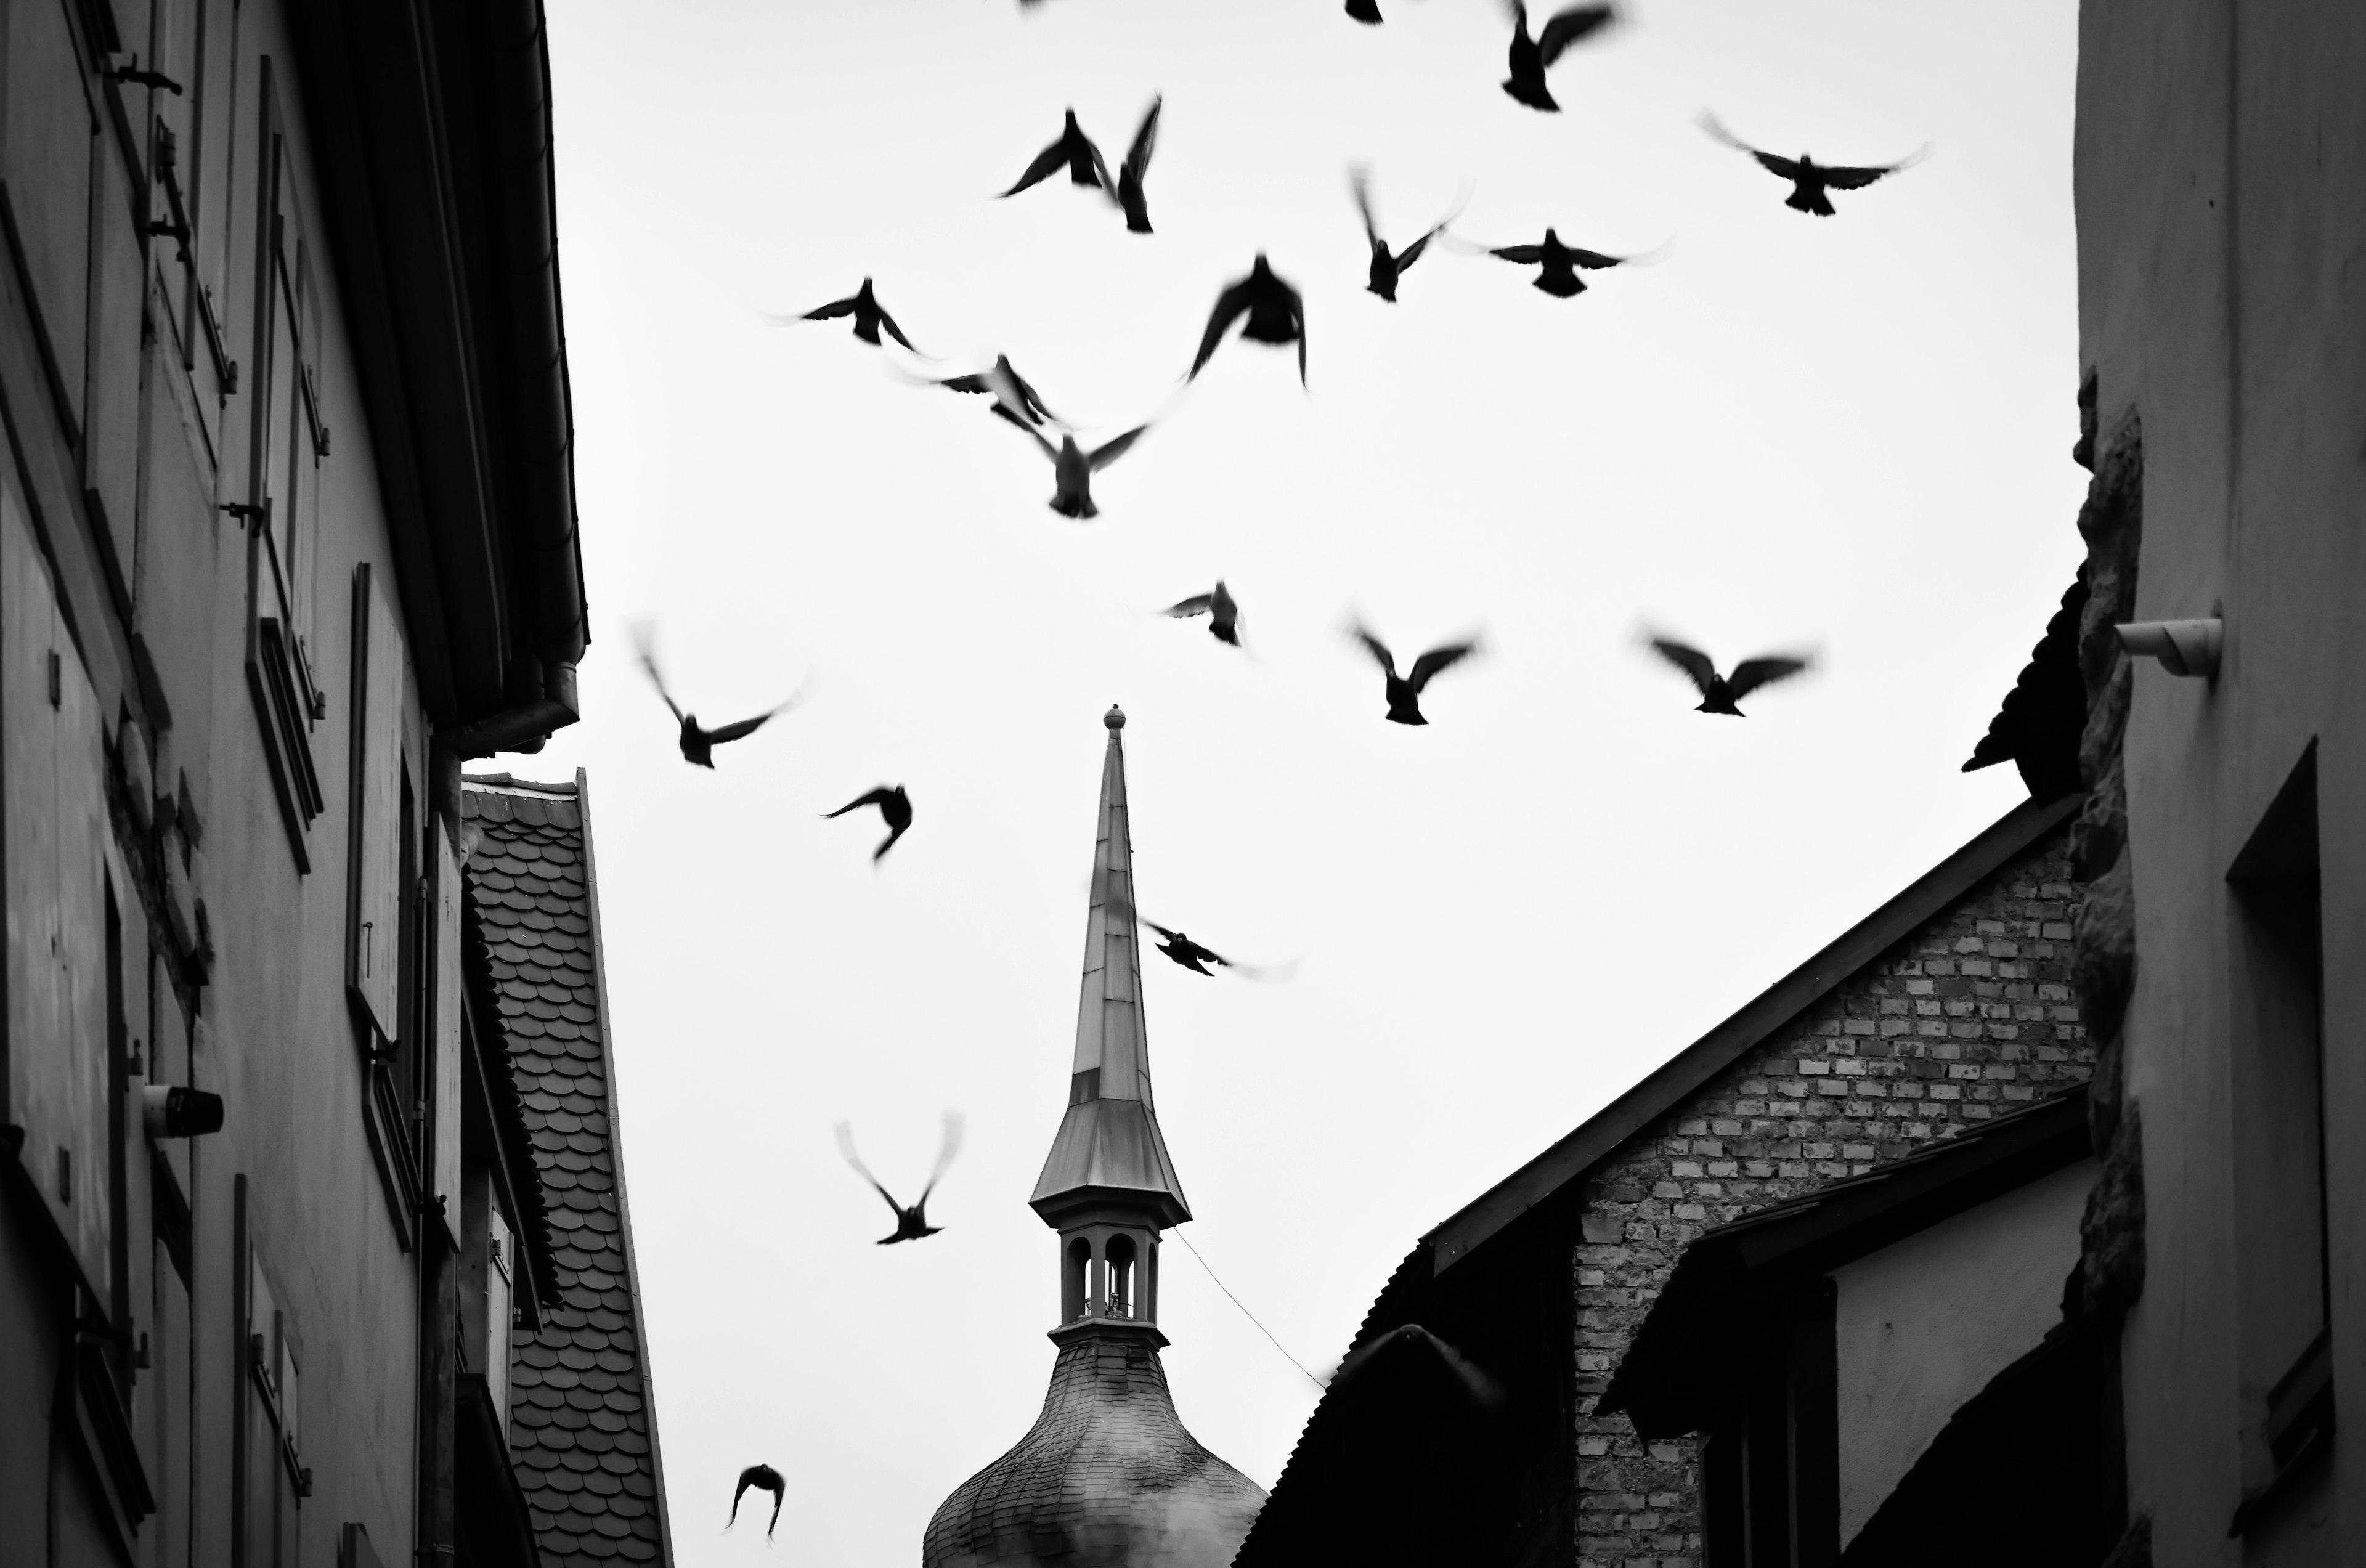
[1571,832,2091,1567]
[2075,0,2366,1559]
[1831,1155,2094,1545]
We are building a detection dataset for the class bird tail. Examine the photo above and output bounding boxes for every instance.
[1789,187,1835,217]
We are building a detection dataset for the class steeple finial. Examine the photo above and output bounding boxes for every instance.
[1031,707,1189,1325]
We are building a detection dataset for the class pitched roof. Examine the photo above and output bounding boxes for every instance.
[1426,790,2082,1272]
[1962,572,2088,802]
[1031,708,1189,1228]
[462,773,674,1568]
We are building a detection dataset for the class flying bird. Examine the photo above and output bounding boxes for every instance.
[1699,115,1930,217]
[1021,424,1149,519]
[1330,1325,1505,1409]
[1645,636,1811,715]
[1142,920,1292,982]
[1163,580,1242,646]
[1351,168,1466,303]
[913,354,1062,431]
[791,277,922,352]
[728,1464,786,1542]
[1350,624,1479,725]
[1001,108,1112,198]
[1501,1,1618,112]
[827,786,914,861]
[1188,254,1306,385]
[1113,97,1161,233]
[836,1114,963,1245]
[1487,229,1648,298]
[634,637,803,768]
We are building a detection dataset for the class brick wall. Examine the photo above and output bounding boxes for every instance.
[1570,835,2090,1568]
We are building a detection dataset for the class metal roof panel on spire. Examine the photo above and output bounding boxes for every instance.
[1030,707,1190,1228]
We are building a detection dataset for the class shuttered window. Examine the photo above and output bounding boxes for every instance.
[346,564,404,1039]
[242,63,327,869]
[0,0,96,435]
[2,485,112,1293]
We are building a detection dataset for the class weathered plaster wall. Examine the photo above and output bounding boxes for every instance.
[2075,0,2366,1559]
[1831,1155,2094,1545]
[1570,834,2090,1567]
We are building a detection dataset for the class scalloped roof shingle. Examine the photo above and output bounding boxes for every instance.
[463,777,673,1568]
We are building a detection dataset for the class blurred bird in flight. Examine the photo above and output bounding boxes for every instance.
[1644,635,1813,715]
[1699,114,1930,216]
[1500,0,1619,112]
[1000,99,1161,232]
[1189,254,1307,386]
[836,1114,963,1245]
[786,277,922,352]
[1022,424,1150,519]
[633,630,803,769]
[1163,580,1242,646]
[1484,228,1659,298]
[727,1464,786,1542]
[1351,166,1468,303]
[827,786,914,861]
[1330,1324,1505,1409]
[1350,624,1481,725]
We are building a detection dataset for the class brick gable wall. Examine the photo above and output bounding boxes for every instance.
[1570,833,2089,1568]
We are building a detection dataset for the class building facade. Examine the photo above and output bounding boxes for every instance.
[0,2,660,1566]
[1235,786,2094,1568]
[2069,0,2366,1556]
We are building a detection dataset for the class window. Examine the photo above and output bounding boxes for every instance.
[2229,744,2330,1498]
[242,63,327,866]
[1698,1282,1838,1568]
[237,1183,307,1568]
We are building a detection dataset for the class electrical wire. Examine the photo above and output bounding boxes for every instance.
[1172,1229,1328,1393]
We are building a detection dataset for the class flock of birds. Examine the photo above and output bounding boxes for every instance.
[696,0,1933,1542]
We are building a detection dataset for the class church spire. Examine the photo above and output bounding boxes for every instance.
[923,707,1267,1568]
[1031,707,1189,1325]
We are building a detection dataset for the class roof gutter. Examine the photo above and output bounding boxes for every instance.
[475,0,588,672]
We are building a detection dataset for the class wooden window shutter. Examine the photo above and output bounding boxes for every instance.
[428,816,464,1249]
[3,487,113,1292]
[345,566,403,1039]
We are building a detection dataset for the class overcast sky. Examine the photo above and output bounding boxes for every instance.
[524,1,2081,1561]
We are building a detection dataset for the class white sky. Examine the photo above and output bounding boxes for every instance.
[526,1,2081,1561]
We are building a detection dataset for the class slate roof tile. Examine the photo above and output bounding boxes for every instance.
[465,778,673,1568]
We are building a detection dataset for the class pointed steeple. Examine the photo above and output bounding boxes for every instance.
[1031,706,1190,1232]
[922,706,1267,1568]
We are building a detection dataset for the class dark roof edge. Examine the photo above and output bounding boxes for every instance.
[574,768,677,1568]
[1426,790,2083,1272]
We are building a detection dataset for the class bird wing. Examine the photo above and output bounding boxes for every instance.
[919,1110,965,1206]
[872,303,921,355]
[766,1482,784,1542]
[1164,594,1214,619]
[994,359,1059,424]
[1405,641,1479,691]
[1349,164,1382,248]
[800,292,860,321]
[1392,230,1437,271]
[633,651,686,725]
[1349,625,1398,677]
[1820,145,1929,188]
[1646,637,1719,696]
[1566,246,1630,270]
[834,1123,905,1216]
[1699,114,1805,179]
[1123,96,1161,185]
[730,1468,757,1529]
[1088,425,1148,471]
[829,787,897,818]
[1725,656,1811,699]
[702,710,777,745]
[999,136,1075,197]
[1490,243,1546,264]
[1188,278,1256,379]
[1535,2,1616,64]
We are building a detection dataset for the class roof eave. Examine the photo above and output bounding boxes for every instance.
[1425,791,2083,1273]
